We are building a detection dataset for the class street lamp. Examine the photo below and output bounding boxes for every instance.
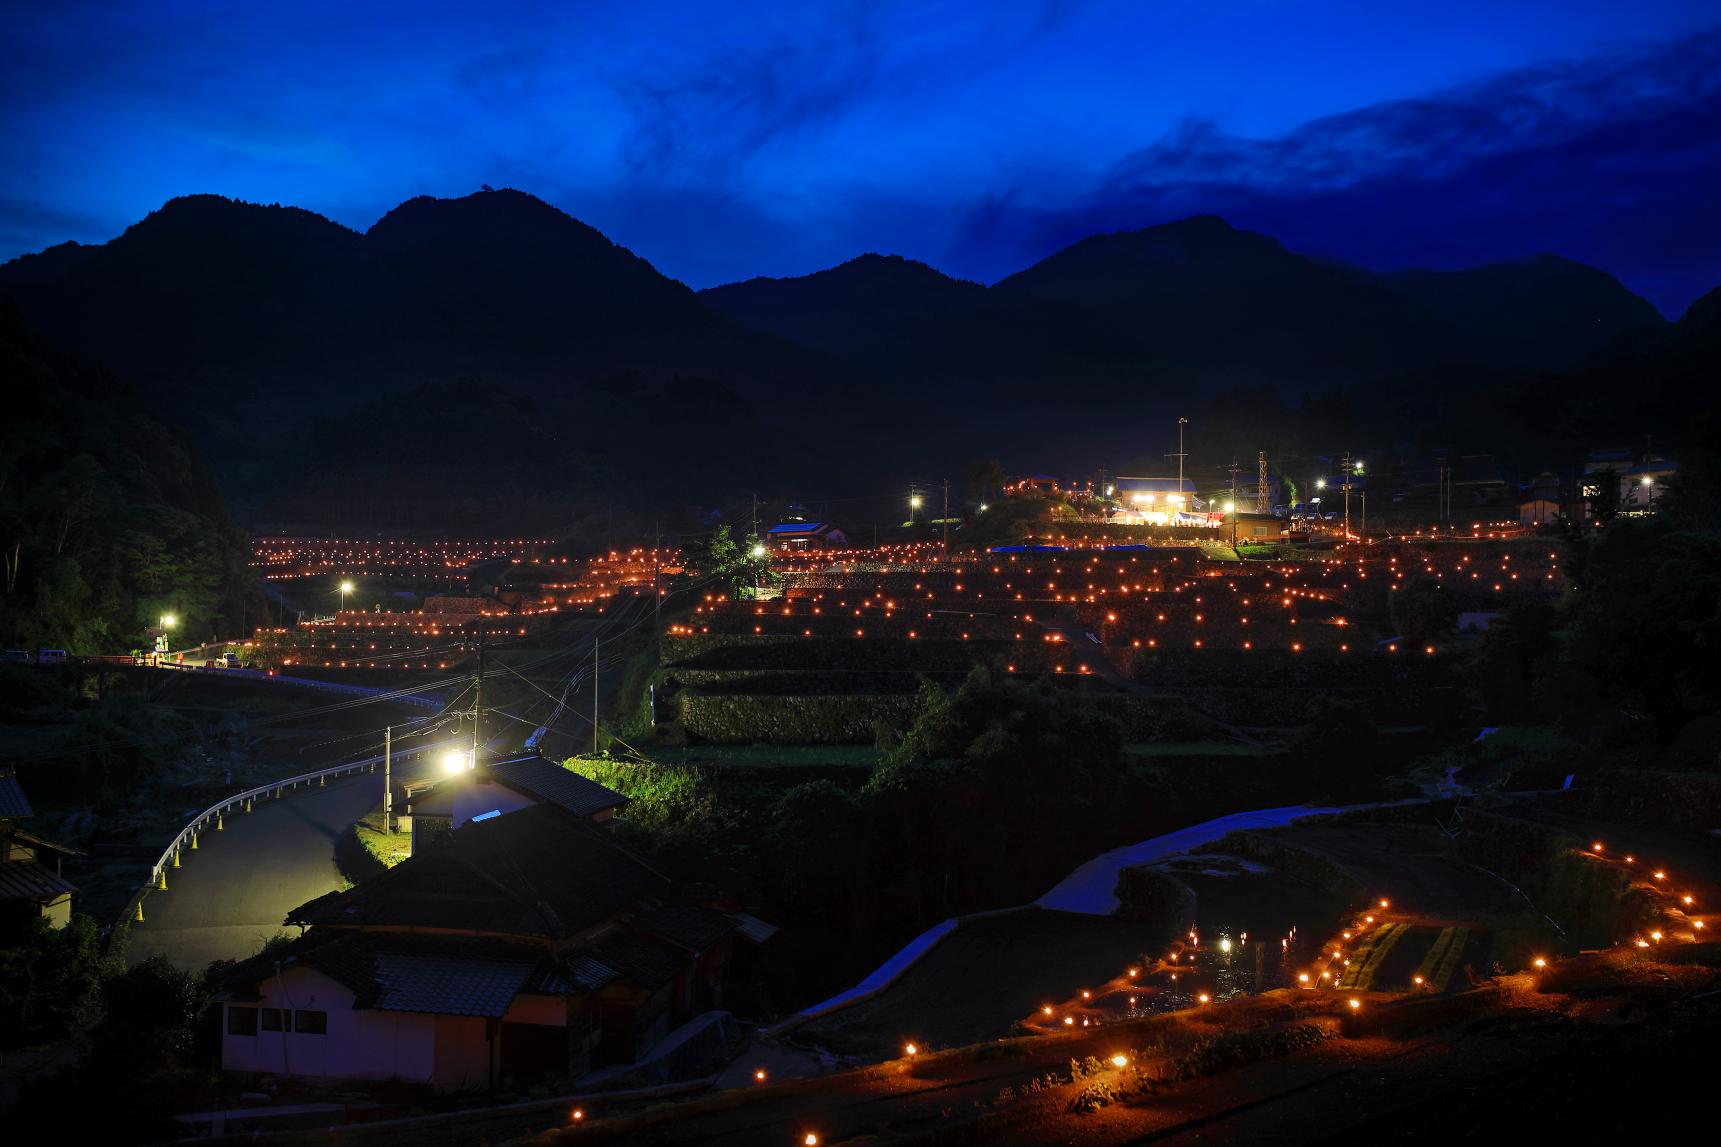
[339,580,355,612]
[160,613,177,630]
[750,543,767,559]
[441,749,473,775]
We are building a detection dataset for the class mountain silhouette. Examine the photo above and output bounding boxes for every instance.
[0,189,829,405]
[1,192,1701,528]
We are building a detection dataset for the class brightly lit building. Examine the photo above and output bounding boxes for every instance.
[1110,476,1206,525]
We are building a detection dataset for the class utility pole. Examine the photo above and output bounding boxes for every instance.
[652,522,661,631]
[592,635,600,756]
[1256,451,1269,514]
[942,479,950,559]
[1335,447,1349,537]
[383,725,392,833]
[1229,458,1241,548]
[471,623,484,767]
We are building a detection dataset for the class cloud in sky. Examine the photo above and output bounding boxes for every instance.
[1,1,1719,314]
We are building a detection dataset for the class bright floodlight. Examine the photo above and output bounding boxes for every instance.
[441,750,471,775]
[340,580,355,592]
[1316,478,1327,489]
[1223,501,1235,513]
[751,543,767,559]
[160,613,177,629]
[979,502,989,512]
[1641,476,1654,486]
[910,495,923,508]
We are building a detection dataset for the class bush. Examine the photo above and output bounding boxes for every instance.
[0,914,121,1048]
[680,692,921,744]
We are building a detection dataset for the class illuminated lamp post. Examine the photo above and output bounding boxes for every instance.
[339,579,355,613]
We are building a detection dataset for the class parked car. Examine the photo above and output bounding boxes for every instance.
[3,649,31,664]
[35,649,68,664]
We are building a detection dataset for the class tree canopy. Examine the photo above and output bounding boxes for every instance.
[0,307,258,652]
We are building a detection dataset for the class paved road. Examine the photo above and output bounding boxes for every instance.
[126,764,426,971]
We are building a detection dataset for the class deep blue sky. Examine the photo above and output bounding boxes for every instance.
[5,1,1720,315]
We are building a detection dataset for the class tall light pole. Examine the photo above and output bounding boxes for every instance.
[1167,417,1189,502]
[909,487,923,525]
[942,479,950,559]
[339,579,354,613]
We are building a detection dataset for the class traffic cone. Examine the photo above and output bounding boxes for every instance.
[319,774,326,788]
[245,798,253,813]
[190,832,199,851]
[172,849,181,869]
[157,870,168,891]
[134,900,145,923]
[216,814,224,831]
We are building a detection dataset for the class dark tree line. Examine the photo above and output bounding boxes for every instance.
[0,307,259,653]
[1466,417,1721,751]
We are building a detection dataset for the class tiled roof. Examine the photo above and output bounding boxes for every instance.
[287,803,668,937]
[0,772,32,819]
[587,928,687,992]
[370,946,538,1018]
[214,932,551,1018]
[487,756,628,818]
[0,860,77,901]
[525,952,619,994]
[631,900,740,953]
[9,828,84,856]
[729,912,780,944]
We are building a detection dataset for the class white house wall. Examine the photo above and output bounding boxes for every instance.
[222,965,437,1084]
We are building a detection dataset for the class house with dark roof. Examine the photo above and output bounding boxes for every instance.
[398,753,629,855]
[213,799,741,1089]
[1,769,80,929]
[766,520,848,550]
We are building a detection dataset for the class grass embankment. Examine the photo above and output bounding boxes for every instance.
[336,801,411,884]
[634,744,881,769]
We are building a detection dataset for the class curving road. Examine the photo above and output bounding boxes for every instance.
[126,762,429,971]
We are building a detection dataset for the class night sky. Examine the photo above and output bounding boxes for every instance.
[5,1,1720,315]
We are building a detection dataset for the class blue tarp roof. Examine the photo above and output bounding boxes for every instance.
[767,522,830,534]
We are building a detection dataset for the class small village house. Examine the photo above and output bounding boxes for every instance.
[0,769,79,929]
[213,759,747,1090]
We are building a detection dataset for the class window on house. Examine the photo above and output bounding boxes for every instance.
[227,1006,258,1036]
[294,1009,328,1034]
[261,1008,284,1031]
